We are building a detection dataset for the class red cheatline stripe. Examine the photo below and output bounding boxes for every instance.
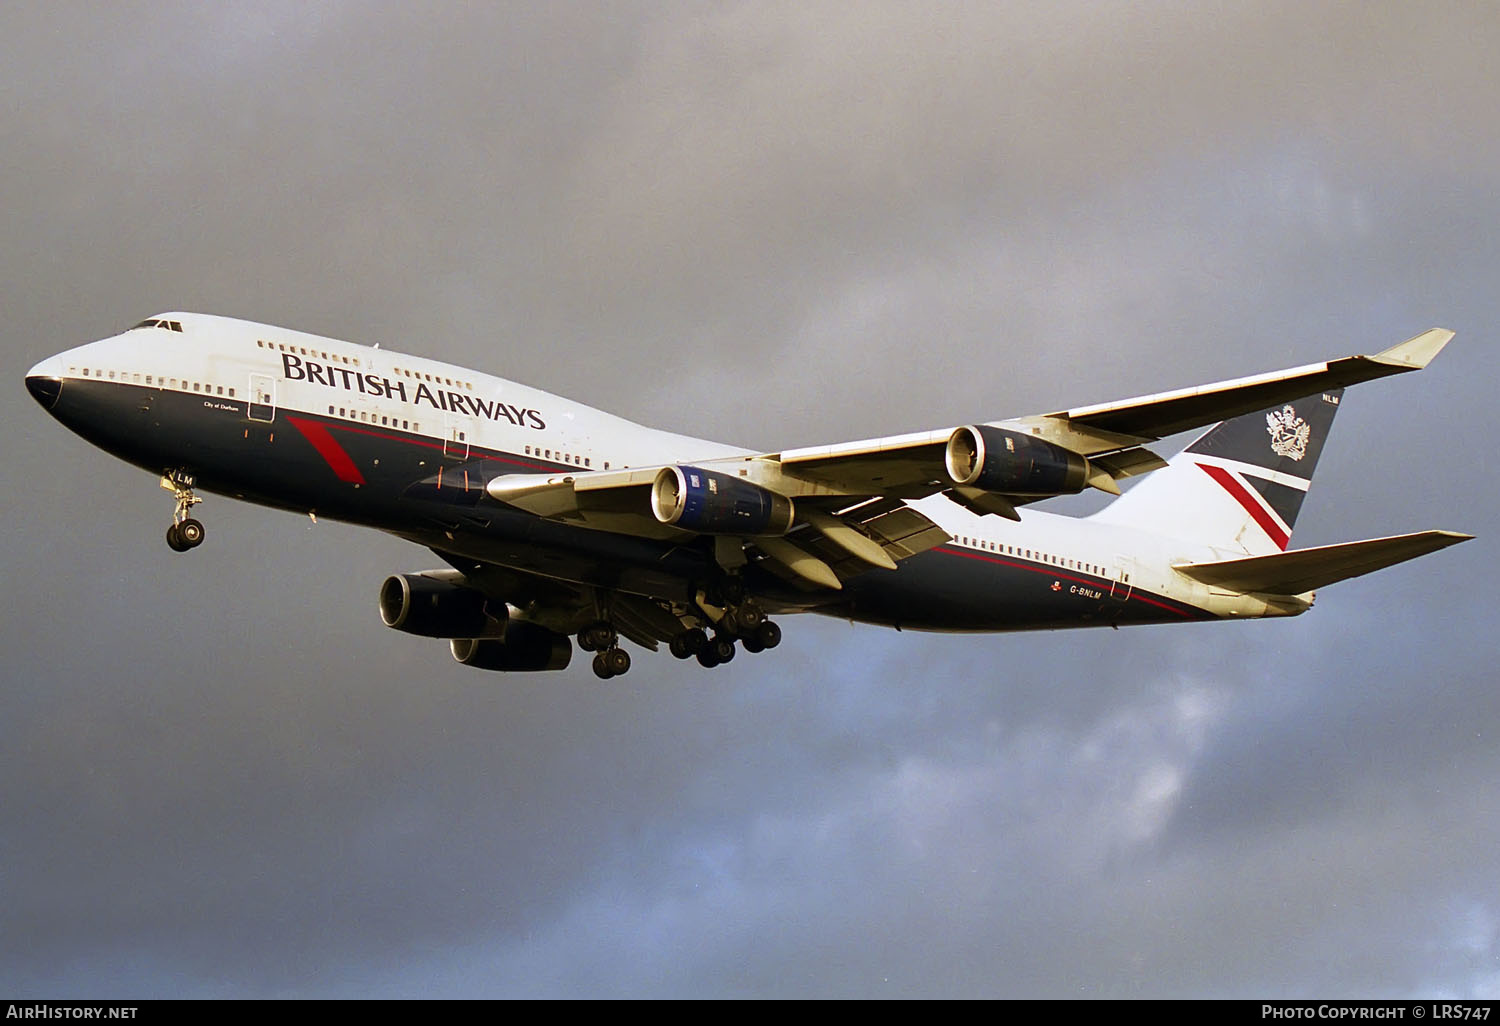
[306,418,554,471]
[1197,463,1288,549]
[941,547,1203,619]
[286,416,366,485]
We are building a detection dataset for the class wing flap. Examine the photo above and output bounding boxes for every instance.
[1173,530,1472,594]
[753,497,950,589]
[609,593,691,649]
[1089,445,1170,481]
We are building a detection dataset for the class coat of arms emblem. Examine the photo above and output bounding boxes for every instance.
[1266,405,1311,461]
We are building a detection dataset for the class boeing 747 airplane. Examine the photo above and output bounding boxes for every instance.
[26,316,1470,678]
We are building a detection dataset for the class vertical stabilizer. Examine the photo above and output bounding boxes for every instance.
[1090,389,1345,555]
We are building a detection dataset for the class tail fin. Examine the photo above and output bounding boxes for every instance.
[1090,389,1346,555]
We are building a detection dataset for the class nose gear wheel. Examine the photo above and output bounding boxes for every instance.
[160,470,205,551]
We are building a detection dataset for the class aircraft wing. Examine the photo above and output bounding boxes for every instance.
[1002,327,1454,451]
[486,466,950,591]
[483,329,1453,588]
[747,327,1454,495]
[429,549,694,652]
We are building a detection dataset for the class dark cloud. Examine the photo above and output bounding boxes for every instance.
[3,1,1497,998]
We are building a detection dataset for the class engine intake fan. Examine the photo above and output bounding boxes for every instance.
[651,466,794,536]
[945,425,1090,497]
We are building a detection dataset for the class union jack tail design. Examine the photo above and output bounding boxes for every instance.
[1089,389,1344,556]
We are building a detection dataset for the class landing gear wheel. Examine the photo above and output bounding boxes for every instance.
[709,635,736,664]
[742,635,766,654]
[670,627,708,659]
[718,600,764,638]
[177,518,205,548]
[592,651,615,679]
[696,647,721,669]
[579,621,616,653]
[160,470,205,552]
[731,604,764,633]
[604,648,631,676]
[753,620,782,650]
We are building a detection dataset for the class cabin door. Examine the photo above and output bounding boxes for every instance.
[248,374,276,423]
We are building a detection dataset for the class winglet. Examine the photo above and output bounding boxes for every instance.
[1371,328,1454,370]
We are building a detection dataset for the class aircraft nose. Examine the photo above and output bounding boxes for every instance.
[26,358,63,410]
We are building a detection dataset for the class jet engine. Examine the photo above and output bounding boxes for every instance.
[379,573,508,638]
[945,425,1089,497]
[450,623,573,672]
[651,466,794,536]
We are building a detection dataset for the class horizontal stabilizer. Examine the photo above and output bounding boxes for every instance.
[1173,530,1472,595]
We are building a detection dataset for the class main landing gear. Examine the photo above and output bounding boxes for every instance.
[161,470,205,552]
[578,607,784,679]
[667,584,783,670]
[579,620,631,680]
[671,619,782,668]
[578,573,784,679]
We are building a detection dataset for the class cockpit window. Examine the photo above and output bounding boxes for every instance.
[131,319,184,332]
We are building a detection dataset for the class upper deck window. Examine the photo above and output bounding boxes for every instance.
[131,319,183,332]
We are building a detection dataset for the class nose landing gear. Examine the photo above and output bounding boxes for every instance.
[160,470,205,552]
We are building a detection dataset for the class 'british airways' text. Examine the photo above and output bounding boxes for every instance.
[280,353,545,429]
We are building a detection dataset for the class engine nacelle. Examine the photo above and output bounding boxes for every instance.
[379,574,508,639]
[651,466,794,536]
[449,623,573,672]
[945,425,1089,496]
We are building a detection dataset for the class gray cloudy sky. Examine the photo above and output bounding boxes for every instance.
[3,2,1497,998]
